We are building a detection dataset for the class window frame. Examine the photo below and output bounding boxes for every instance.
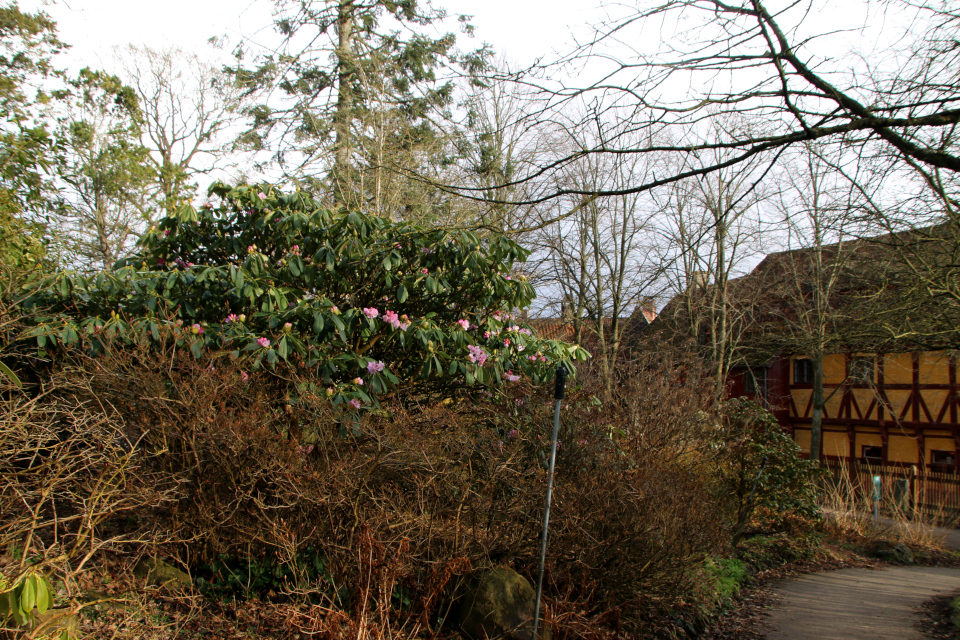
[793,358,814,385]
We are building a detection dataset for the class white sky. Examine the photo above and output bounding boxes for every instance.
[23,0,596,72]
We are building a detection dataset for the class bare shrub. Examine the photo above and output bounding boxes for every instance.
[5,329,734,638]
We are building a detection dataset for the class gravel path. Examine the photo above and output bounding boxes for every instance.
[762,566,960,640]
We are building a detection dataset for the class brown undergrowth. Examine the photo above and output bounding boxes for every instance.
[1,330,785,639]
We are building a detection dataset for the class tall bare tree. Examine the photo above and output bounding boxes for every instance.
[118,46,249,215]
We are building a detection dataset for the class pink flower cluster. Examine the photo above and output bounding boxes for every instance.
[257,337,271,348]
[363,307,379,319]
[457,319,470,330]
[467,345,488,365]
[366,360,385,374]
[505,371,520,382]
[349,399,362,409]
[191,324,204,335]
[382,310,410,331]
[528,354,548,363]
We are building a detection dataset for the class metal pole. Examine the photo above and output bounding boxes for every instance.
[533,365,567,640]
[873,475,881,525]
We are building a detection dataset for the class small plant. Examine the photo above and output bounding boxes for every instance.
[0,571,65,637]
[722,398,823,545]
[703,557,748,605]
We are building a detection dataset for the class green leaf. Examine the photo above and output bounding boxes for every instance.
[397,284,408,303]
[0,362,22,388]
[34,577,50,614]
[20,576,36,614]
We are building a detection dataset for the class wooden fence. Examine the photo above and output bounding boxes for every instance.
[821,459,960,521]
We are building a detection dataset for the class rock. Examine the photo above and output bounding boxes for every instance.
[876,542,914,564]
[134,557,192,589]
[456,567,546,640]
[32,608,80,638]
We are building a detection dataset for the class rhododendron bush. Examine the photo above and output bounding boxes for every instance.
[24,183,588,407]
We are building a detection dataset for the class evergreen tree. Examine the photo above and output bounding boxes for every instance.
[232,0,488,214]
[0,2,65,271]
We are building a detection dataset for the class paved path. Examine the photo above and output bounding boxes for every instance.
[763,566,960,640]
[761,512,960,639]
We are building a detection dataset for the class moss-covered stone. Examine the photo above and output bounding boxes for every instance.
[134,558,192,589]
[456,567,542,640]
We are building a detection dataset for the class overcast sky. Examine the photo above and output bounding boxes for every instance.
[22,0,597,72]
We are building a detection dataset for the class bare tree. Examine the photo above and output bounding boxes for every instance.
[436,0,959,222]
[528,125,666,400]
[118,46,249,215]
[765,142,869,461]
[651,143,772,396]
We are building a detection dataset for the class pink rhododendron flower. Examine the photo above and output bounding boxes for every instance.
[399,322,409,331]
[257,337,271,348]
[191,324,204,335]
[467,345,488,365]
[225,314,238,323]
[517,345,525,352]
[457,319,469,330]
[241,371,249,382]
[520,328,532,335]
[164,229,171,236]
[421,268,428,274]
[349,399,361,409]
[505,275,512,280]
[247,245,255,254]
[504,339,511,347]
[511,325,520,332]
[382,310,401,329]
[354,377,364,385]
[363,307,379,319]
[505,371,520,382]
[508,430,518,438]
[258,192,267,200]
[367,360,385,374]
[483,331,491,338]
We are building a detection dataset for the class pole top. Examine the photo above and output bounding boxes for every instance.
[555,365,568,400]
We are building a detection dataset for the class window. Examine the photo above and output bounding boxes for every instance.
[849,356,875,384]
[744,368,766,395]
[931,450,955,466]
[793,358,814,384]
[861,445,882,462]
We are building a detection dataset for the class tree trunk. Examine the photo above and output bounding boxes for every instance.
[809,350,825,462]
[333,0,355,204]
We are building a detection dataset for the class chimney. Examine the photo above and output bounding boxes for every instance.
[640,296,656,322]
[560,294,574,321]
[690,271,709,290]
